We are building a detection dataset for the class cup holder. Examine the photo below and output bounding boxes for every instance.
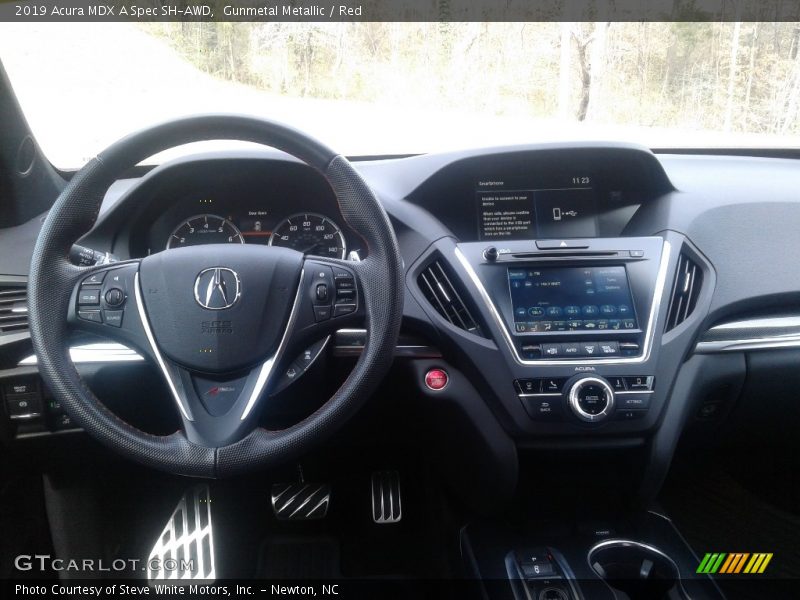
[588,540,687,600]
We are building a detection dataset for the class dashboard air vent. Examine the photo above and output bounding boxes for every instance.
[0,286,28,335]
[418,261,482,335]
[665,253,702,331]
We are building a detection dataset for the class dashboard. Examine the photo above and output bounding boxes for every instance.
[4,138,800,513]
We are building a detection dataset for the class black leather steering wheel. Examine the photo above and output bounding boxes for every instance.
[27,115,403,477]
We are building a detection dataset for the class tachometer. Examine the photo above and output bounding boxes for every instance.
[269,213,347,259]
[166,214,244,249]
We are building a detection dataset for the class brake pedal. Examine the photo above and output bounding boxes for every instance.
[271,482,330,520]
[371,471,402,524]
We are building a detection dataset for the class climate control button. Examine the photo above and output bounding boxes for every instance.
[568,376,615,423]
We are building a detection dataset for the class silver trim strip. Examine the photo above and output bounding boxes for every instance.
[695,316,800,353]
[519,390,652,399]
[19,343,144,365]
[134,272,192,421]
[696,336,800,353]
[711,316,800,330]
[240,269,305,421]
[334,344,441,358]
[453,240,672,366]
[9,412,42,420]
[332,328,441,358]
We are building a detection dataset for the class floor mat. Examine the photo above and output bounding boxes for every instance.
[256,535,341,579]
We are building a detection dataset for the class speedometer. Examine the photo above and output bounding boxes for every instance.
[269,213,347,259]
[166,214,244,249]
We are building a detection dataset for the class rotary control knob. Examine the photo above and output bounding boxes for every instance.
[568,376,615,422]
[104,287,125,307]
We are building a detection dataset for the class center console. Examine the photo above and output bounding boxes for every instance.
[453,235,671,435]
[463,511,724,600]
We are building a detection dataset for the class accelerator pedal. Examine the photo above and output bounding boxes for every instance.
[371,470,402,524]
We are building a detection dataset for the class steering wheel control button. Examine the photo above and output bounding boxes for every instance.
[310,267,334,303]
[332,269,358,314]
[335,288,356,302]
[82,271,106,286]
[424,368,449,391]
[77,288,101,305]
[78,310,103,324]
[333,268,355,285]
[104,310,124,328]
[333,304,356,317]
[104,287,125,307]
[314,305,332,322]
[568,377,615,423]
[624,376,655,390]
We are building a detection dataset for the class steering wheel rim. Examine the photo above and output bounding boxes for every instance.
[27,115,404,478]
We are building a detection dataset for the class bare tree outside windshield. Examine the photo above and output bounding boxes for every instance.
[1,21,799,167]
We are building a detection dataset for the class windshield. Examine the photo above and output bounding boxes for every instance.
[1,21,800,168]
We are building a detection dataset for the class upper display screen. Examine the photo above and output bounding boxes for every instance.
[476,176,599,240]
[508,266,639,333]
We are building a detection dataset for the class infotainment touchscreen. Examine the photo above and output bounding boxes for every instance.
[508,266,638,333]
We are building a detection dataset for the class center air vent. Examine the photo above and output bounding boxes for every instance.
[418,260,482,335]
[0,286,28,335]
[665,253,702,331]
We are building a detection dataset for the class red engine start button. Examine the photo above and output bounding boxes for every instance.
[424,368,449,391]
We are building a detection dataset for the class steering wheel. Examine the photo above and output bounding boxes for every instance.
[27,116,404,477]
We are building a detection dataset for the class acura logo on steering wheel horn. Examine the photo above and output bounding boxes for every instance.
[194,267,241,310]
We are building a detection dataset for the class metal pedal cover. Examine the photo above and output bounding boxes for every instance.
[148,484,215,581]
[271,482,330,520]
[371,471,402,524]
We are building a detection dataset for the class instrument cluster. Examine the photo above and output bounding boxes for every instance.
[127,160,362,260]
[165,211,348,259]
